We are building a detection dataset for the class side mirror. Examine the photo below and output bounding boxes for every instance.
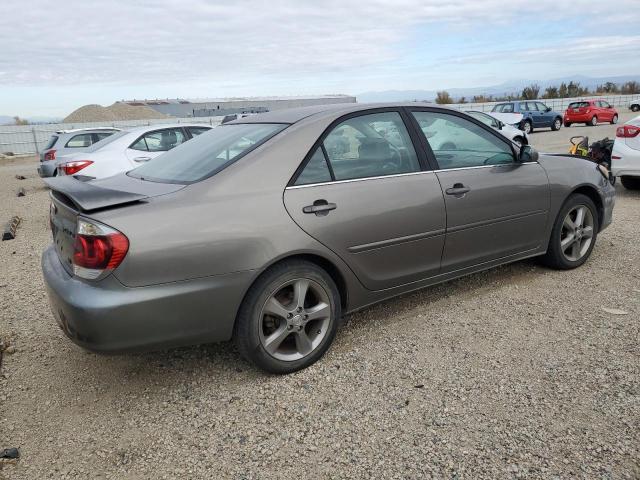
[497,121,504,130]
[545,107,552,112]
[518,145,539,163]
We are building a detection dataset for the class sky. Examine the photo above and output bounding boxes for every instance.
[1,0,639,117]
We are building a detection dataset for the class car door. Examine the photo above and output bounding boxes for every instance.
[284,109,446,291]
[125,128,188,165]
[598,101,612,121]
[409,108,550,273]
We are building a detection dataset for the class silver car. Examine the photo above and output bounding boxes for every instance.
[42,104,615,373]
[37,128,120,177]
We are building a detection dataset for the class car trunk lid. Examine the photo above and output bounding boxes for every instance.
[46,174,185,275]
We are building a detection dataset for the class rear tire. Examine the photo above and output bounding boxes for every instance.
[631,104,640,112]
[522,120,532,134]
[590,116,598,126]
[620,176,640,190]
[551,117,562,131]
[540,193,599,270]
[233,260,341,374]
[611,114,618,125]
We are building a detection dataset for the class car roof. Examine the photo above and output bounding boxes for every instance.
[55,127,121,134]
[123,123,212,133]
[230,102,453,125]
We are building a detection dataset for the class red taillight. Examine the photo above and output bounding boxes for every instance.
[62,160,93,175]
[72,218,129,280]
[44,150,56,161]
[616,125,640,138]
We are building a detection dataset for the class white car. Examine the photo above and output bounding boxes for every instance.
[56,124,212,179]
[612,115,640,190]
[465,111,528,146]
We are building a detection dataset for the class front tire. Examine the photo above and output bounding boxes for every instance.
[234,260,341,374]
[551,117,562,131]
[540,193,599,270]
[564,122,572,127]
[590,116,598,126]
[620,176,640,190]
[631,104,640,112]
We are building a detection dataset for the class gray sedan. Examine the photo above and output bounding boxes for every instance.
[42,103,615,373]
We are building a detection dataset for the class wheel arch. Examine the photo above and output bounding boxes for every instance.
[569,184,604,231]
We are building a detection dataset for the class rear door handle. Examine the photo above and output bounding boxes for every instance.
[303,200,337,216]
[134,156,151,162]
[445,183,470,196]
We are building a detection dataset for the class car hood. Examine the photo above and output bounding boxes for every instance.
[44,173,185,212]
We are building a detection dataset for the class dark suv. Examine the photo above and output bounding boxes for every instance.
[492,101,563,134]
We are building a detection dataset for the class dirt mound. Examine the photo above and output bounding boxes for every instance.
[63,103,169,123]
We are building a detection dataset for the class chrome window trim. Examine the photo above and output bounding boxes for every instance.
[285,170,433,189]
[285,162,538,189]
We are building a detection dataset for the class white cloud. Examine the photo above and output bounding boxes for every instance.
[1,0,638,87]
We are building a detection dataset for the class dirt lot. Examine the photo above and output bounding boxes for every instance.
[1,115,639,479]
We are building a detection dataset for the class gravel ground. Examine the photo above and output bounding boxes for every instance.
[1,122,639,479]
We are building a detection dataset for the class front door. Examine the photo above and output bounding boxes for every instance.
[410,109,550,273]
[125,127,187,166]
[284,110,446,291]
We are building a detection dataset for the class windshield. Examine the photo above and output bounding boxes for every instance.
[128,123,287,184]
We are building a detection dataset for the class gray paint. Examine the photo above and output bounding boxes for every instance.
[42,103,616,353]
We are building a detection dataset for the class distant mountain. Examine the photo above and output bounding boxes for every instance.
[357,75,640,103]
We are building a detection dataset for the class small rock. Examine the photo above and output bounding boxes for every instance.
[601,307,629,315]
[0,448,19,459]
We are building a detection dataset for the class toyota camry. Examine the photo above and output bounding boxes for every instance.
[42,103,615,373]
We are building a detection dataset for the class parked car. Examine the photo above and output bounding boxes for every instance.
[465,110,528,145]
[43,104,615,373]
[491,101,563,134]
[611,115,640,190]
[38,128,120,177]
[55,124,212,179]
[630,101,640,113]
[563,100,618,127]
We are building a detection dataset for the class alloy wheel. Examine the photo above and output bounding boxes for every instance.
[560,205,594,262]
[523,122,532,134]
[259,278,332,361]
[554,119,561,130]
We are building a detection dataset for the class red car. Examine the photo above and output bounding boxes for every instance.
[564,100,618,127]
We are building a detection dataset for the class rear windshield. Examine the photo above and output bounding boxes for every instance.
[44,135,58,150]
[128,123,287,184]
[492,103,514,113]
[569,102,590,109]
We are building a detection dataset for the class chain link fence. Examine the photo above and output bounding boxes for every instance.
[0,116,224,156]
[2,94,640,155]
[446,94,640,113]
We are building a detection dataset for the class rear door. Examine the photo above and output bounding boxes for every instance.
[284,109,446,290]
[409,108,549,272]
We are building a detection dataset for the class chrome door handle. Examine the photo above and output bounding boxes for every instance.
[303,200,337,216]
[134,156,151,162]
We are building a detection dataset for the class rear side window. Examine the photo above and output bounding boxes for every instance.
[129,123,286,183]
[65,133,93,148]
[94,132,115,142]
[320,111,420,181]
[295,148,332,185]
[186,126,211,137]
[130,128,187,152]
[44,135,58,149]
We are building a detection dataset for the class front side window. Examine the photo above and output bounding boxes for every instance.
[65,133,93,148]
[535,102,549,112]
[412,111,515,170]
[321,111,420,181]
[600,101,611,108]
[129,123,286,183]
[466,111,498,128]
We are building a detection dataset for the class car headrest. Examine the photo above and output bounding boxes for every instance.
[358,138,391,161]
